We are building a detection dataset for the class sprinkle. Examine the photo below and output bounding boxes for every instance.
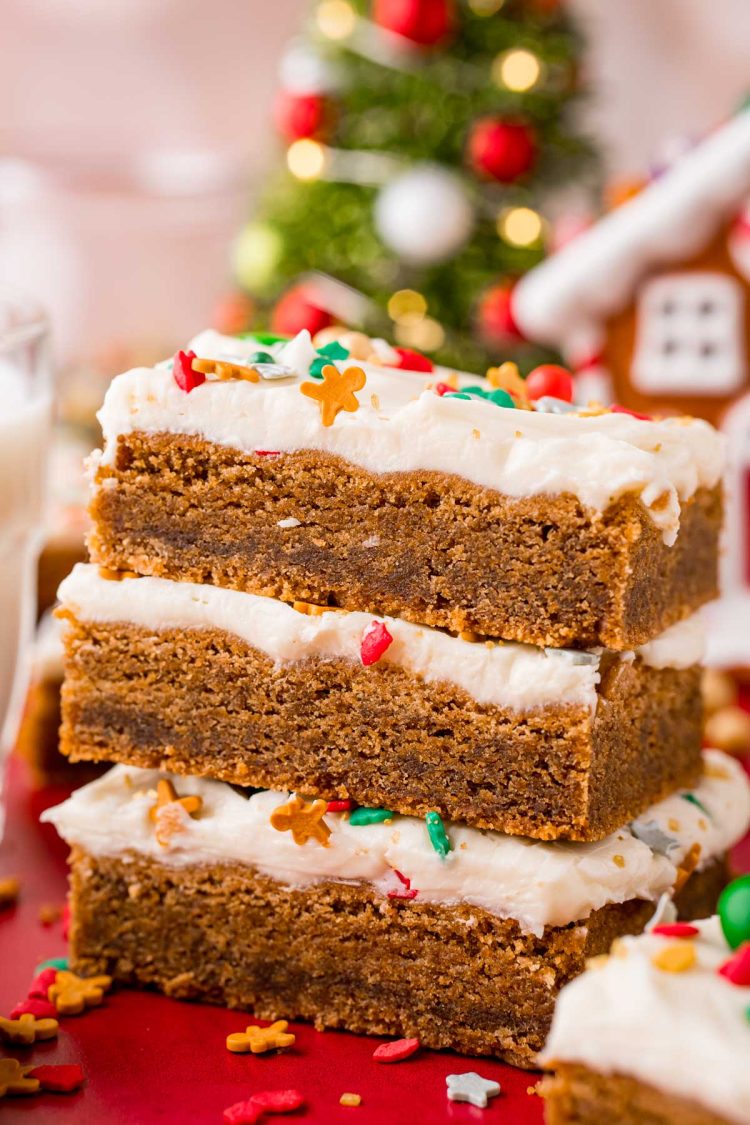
[668,818,680,832]
[255,450,281,457]
[48,970,112,1016]
[446,1072,502,1108]
[9,998,57,1021]
[681,792,711,818]
[150,780,203,847]
[463,385,488,398]
[173,349,205,393]
[387,869,418,901]
[425,811,452,858]
[247,350,275,364]
[34,957,69,975]
[488,388,516,408]
[38,903,62,927]
[630,819,678,856]
[27,1064,85,1093]
[718,943,750,986]
[372,1037,420,1063]
[360,620,393,666]
[277,517,301,528]
[226,1020,295,1055]
[308,356,328,379]
[223,1089,305,1124]
[651,942,696,973]
[674,842,702,893]
[350,807,394,826]
[434,382,455,396]
[340,1093,361,1107]
[534,396,577,414]
[327,799,353,813]
[28,968,58,999]
[300,364,366,426]
[613,855,625,868]
[486,360,528,403]
[270,795,331,847]
[0,1059,39,1097]
[192,357,260,383]
[0,1012,58,1044]
[444,392,471,400]
[370,393,380,410]
[611,403,652,421]
[318,340,350,360]
[651,923,699,938]
[0,877,20,907]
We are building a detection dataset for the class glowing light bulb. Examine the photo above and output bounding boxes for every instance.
[497,206,544,247]
[493,49,543,92]
[287,139,327,181]
[387,289,428,324]
[317,0,356,40]
[395,317,445,351]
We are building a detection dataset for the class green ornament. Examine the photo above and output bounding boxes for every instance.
[247,350,275,364]
[349,807,394,826]
[34,956,69,974]
[681,792,712,818]
[444,392,471,400]
[425,811,451,858]
[462,385,488,398]
[718,874,750,950]
[309,356,330,379]
[317,341,350,360]
[488,388,516,408]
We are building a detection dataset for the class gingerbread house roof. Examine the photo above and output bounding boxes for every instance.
[513,109,750,359]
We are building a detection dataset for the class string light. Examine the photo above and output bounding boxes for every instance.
[287,139,327,181]
[388,289,428,325]
[468,0,505,14]
[316,0,356,40]
[497,206,545,247]
[493,48,543,92]
[395,316,445,351]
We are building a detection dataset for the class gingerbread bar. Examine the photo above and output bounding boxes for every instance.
[540,893,750,1123]
[57,564,704,841]
[42,752,748,1068]
[87,330,724,651]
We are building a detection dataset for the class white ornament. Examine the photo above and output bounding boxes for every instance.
[374,165,474,265]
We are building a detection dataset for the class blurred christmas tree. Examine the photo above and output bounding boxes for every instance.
[229,0,598,372]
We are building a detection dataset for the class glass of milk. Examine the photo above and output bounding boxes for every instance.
[0,296,51,819]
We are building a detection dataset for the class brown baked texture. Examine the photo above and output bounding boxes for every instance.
[88,433,722,651]
[67,848,726,1069]
[541,1062,732,1125]
[15,675,102,788]
[58,614,703,841]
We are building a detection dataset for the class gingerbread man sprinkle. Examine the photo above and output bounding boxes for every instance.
[226,1020,296,1055]
[0,1012,58,1045]
[149,779,203,846]
[0,1059,39,1097]
[47,970,112,1016]
[191,357,260,383]
[300,364,366,426]
[270,795,331,847]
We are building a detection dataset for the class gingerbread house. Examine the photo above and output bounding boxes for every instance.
[512,109,750,667]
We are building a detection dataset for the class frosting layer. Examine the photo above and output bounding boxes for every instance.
[541,915,750,1124]
[94,329,724,546]
[58,564,705,714]
[42,750,749,938]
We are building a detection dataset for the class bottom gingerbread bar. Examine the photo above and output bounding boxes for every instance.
[43,755,749,1068]
[542,1064,733,1125]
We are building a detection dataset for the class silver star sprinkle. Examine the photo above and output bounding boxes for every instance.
[630,818,679,856]
[534,396,577,414]
[446,1072,501,1108]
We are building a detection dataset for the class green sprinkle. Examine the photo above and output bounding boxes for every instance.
[746,1005,750,1023]
[317,341,350,360]
[681,792,712,818]
[34,956,69,974]
[246,350,275,364]
[239,331,289,345]
[488,388,516,408]
[444,392,471,400]
[350,807,394,826]
[425,811,451,858]
[462,385,488,398]
[308,356,329,379]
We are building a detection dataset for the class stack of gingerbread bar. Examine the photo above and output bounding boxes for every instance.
[44,328,750,1067]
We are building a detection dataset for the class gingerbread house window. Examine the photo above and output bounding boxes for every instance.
[632,272,746,395]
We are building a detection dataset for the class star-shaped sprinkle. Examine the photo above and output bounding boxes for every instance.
[300,364,366,426]
[630,819,678,857]
[149,780,203,846]
[226,1020,295,1055]
[0,1011,58,1045]
[0,1059,39,1097]
[47,970,112,1016]
[446,1071,502,1108]
[270,795,331,847]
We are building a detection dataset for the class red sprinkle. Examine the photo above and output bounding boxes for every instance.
[434,382,455,396]
[524,364,574,403]
[173,349,205,393]
[387,870,418,901]
[391,347,434,373]
[28,967,58,999]
[10,997,57,1020]
[651,923,699,938]
[611,403,652,421]
[27,1064,85,1093]
[718,943,750,986]
[224,1090,305,1124]
[372,1037,420,1063]
[360,621,394,667]
[254,450,281,457]
[327,799,353,813]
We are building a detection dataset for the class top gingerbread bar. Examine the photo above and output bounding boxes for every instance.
[88,329,724,650]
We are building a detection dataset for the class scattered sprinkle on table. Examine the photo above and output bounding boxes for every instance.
[446,1071,502,1108]
[48,970,112,1016]
[340,1092,361,1107]
[0,876,20,907]
[0,1012,58,1045]
[27,1064,85,1093]
[38,902,62,927]
[372,1037,420,1063]
[0,1059,39,1097]
[226,1020,295,1055]
[223,1088,305,1124]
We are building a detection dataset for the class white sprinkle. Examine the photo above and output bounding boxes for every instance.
[277,518,301,529]
[362,535,380,548]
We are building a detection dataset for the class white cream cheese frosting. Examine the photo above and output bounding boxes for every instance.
[42,750,749,938]
[541,914,750,1124]
[94,329,724,547]
[57,564,705,714]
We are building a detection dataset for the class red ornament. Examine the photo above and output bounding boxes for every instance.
[467,118,537,184]
[650,923,700,939]
[173,350,205,394]
[611,403,653,421]
[391,346,434,372]
[273,90,328,142]
[718,943,750,986]
[361,621,394,666]
[477,282,524,347]
[372,0,454,46]
[525,365,574,403]
[28,1064,85,1093]
[372,1037,421,1063]
[271,287,334,338]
